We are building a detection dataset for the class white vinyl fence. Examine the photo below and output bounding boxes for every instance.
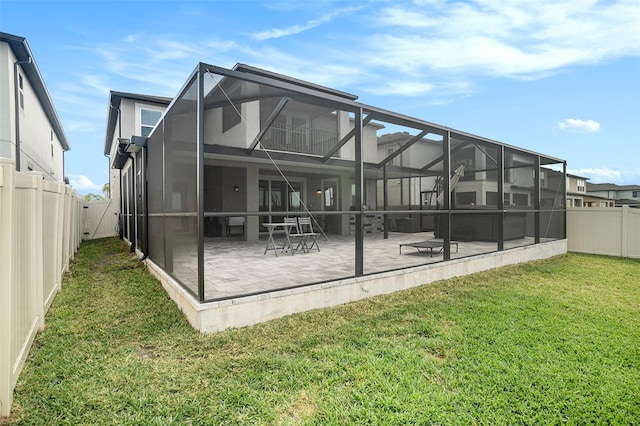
[0,160,84,417]
[567,206,640,259]
[83,198,119,240]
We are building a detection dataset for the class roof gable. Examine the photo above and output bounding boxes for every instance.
[103,91,172,156]
[1,31,70,150]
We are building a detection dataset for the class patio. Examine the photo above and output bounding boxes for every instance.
[170,231,538,300]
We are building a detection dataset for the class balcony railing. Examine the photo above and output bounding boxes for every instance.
[261,122,339,157]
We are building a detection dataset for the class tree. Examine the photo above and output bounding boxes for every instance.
[102,182,110,199]
[84,193,104,201]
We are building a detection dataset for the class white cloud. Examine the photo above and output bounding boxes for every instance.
[68,174,102,192]
[80,74,111,95]
[555,119,601,133]
[568,167,621,182]
[366,81,434,96]
[252,6,362,40]
[63,120,96,133]
[367,0,640,79]
[567,167,640,185]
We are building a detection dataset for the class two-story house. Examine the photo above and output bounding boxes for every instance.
[587,182,640,208]
[103,91,171,250]
[0,32,69,181]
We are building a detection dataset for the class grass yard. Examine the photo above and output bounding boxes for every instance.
[6,238,640,424]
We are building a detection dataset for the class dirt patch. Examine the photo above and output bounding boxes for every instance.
[94,253,141,272]
[138,345,157,360]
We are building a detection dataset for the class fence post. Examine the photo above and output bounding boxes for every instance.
[621,205,629,258]
[54,183,64,290]
[27,172,45,330]
[0,160,15,417]
[61,186,71,273]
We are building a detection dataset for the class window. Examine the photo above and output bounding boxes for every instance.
[456,191,476,206]
[386,147,399,166]
[577,179,585,193]
[454,148,475,181]
[483,192,511,206]
[19,74,24,109]
[50,130,54,158]
[141,109,162,137]
[633,191,640,198]
[513,193,529,206]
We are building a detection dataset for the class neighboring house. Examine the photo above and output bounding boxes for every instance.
[566,173,588,207]
[565,173,615,207]
[103,91,171,248]
[103,62,567,332]
[0,32,69,181]
[587,182,640,208]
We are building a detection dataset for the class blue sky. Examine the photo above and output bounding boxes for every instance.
[2,0,639,194]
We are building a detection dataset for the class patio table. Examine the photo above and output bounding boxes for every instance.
[262,222,297,256]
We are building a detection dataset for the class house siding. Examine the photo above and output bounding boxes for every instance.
[0,38,65,181]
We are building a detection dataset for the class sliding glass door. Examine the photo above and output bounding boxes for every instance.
[259,179,303,229]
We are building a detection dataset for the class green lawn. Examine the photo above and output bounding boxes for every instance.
[7,238,640,424]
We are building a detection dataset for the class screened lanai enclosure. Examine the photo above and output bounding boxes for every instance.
[118,62,566,304]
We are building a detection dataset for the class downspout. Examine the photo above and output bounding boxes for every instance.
[13,57,32,171]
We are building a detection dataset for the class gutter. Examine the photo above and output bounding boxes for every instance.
[13,56,31,171]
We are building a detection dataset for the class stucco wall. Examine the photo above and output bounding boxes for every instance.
[0,43,64,181]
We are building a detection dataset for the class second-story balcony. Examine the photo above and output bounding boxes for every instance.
[260,122,340,158]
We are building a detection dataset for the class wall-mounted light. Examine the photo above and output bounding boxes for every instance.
[316,188,322,195]
[234,185,239,192]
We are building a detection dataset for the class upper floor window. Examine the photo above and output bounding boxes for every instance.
[577,179,585,192]
[632,190,640,198]
[141,108,162,137]
[51,130,54,158]
[386,147,399,166]
[19,74,24,109]
[454,148,475,182]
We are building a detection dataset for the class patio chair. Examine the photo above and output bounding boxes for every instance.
[225,216,245,236]
[298,216,320,252]
[284,217,306,254]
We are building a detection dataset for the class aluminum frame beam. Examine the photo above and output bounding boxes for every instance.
[247,96,290,153]
[322,114,373,162]
[377,129,429,168]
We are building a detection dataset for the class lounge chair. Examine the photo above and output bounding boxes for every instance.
[399,239,458,256]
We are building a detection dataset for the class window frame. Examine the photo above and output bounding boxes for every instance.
[140,108,163,137]
[18,74,24,110]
